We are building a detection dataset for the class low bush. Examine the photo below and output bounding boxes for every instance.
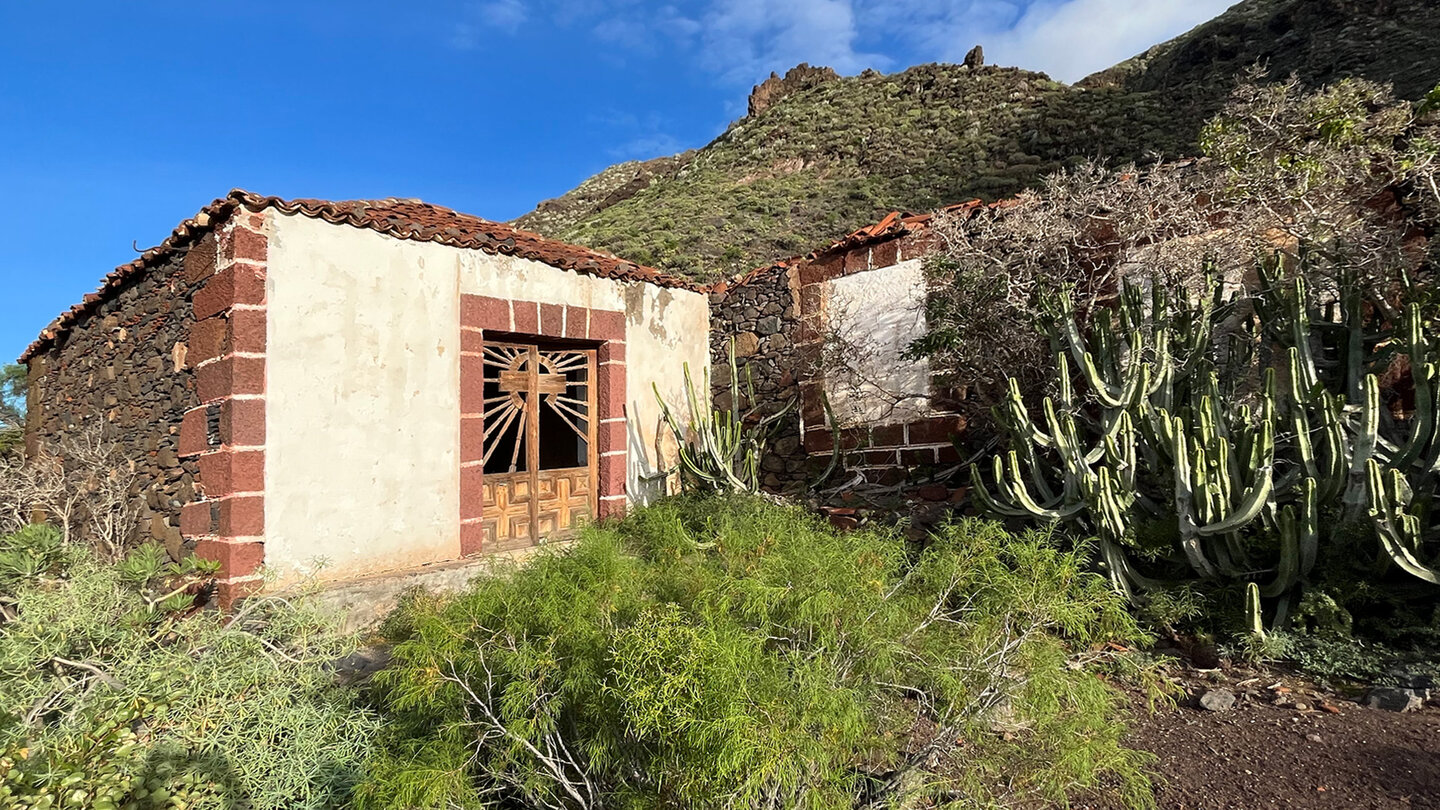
[0,526,380,809]
[358,494,1156,809]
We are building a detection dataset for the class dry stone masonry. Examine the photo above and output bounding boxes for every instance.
[26,240,210,558]
[709,264,806,490]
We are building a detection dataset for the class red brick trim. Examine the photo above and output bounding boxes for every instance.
[459,294,628,554]
[596,337,628,521]
[179,210,269,606]
[787,230,970,487]
[802,414,968,486]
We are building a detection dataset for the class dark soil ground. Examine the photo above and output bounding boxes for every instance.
[1084,670,1440,809]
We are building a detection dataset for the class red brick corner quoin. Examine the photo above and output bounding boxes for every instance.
[178,210,268,606]
[459,294,628,556]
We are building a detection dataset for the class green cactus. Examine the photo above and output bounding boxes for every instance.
[1245,582,1265,640]
[655,341,794,494]
[976,261,1440,625]
[1366,459,1440,585]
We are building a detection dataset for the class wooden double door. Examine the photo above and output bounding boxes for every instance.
[479,339,597,550]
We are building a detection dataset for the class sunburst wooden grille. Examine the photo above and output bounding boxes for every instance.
[481,343,530,472]
[539,349,592,447]
[481,345,593,470]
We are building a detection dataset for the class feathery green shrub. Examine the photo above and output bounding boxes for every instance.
[0,530,380,809]
[358,494,1155,810]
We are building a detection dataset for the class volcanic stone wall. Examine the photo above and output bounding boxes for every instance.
[708,264,807,490]
[25,235,215,558]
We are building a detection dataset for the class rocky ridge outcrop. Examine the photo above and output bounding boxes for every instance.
[747,63,840,118]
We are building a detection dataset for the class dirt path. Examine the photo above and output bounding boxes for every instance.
[1101,687,1440,809]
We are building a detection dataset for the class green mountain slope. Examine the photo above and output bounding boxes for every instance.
[515,0,1440,280]
[520,66,1180,278]
[1081,0,1440,139]
[516,152,694,238]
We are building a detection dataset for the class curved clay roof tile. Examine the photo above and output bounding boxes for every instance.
[20,189,699,362]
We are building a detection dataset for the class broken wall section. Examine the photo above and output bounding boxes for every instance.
[708,264,807,490]
[713,219,968,490]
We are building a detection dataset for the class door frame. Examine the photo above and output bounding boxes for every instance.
[459,294,630,557]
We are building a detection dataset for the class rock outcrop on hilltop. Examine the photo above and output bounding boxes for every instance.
[747,64,840,118]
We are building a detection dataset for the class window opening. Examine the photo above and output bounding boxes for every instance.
[481,342,593,475]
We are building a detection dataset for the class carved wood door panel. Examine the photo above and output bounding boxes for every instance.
[479,340,597,551]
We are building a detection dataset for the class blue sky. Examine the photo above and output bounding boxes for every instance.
[0,0,1234,362]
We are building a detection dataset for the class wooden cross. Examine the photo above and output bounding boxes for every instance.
[498,368,568,396]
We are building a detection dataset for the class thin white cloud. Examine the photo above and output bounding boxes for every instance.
[478,0,529,34]
[985,0,1237,81]
[589,0,1231,86]
[593,5,701,53]
[590,0,881,79]
[698,0,889,82]
[588,109,687,161]
[868,0,1237,83]
[451,0,529,47]
[450,0,1237,86]
[608,132,686,160]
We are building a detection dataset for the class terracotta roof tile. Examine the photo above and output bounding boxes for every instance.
[22,190,698,362]
[723,198,1019,291]
[235,191,698,289]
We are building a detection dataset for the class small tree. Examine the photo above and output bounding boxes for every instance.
[0,424,138,557]
[0,364,25,457]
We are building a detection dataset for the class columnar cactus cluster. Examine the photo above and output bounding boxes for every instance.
[655,343,795,494]
[973,262,1440,626]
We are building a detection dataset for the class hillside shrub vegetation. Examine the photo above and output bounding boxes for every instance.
[537,65,1186,279]
[520,0,1440,280]
[358,494,1156,810]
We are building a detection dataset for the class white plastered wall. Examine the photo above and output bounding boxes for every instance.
[263,211,709,584]
[821,258,941,427]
